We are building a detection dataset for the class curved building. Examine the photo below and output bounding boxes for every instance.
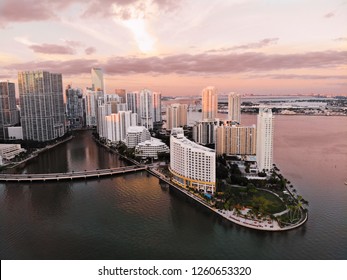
[170,128,216,194]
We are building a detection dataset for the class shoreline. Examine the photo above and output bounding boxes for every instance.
[4,132,308,232]
[148,168,308,232]
[4,135,74,170]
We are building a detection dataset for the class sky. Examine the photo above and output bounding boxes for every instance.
[0,0,346,96]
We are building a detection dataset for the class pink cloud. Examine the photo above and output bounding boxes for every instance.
[0,0,181,26]
[7,59,99,75]
[324,12,335,18]
[248,74,347,80]
[103,50,347,74]
[334,37,347,42]
[83,0,181,19]
[64,40,83,47]
[5,50,346,76]
[208,38,279,53]
[0,0,57,26]
[83,0,138,17]
[29,44,76,55]
[85,47,96,55]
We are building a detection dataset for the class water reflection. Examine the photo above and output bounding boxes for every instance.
[28,183,72,217]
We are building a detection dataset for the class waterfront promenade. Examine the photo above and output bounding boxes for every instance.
[148,167,308,232]
[0,166,146,182]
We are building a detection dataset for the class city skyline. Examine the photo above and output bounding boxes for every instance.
[0,0,346,96]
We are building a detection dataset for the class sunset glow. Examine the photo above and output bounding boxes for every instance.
[0,0,346,95]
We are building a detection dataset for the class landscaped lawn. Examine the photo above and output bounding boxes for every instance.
[224,187,287,214]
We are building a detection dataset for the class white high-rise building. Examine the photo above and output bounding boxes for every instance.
[126,126,151,148]
[152,92,162,123]
[85,88,104,127]
[91,68,104,92]
[118,111,132,141]
[202,86,218,121]
[116,103,128,113]
[126,91,139,124]
[166,103,188,130]
[103,110,137,143]
[126,92,139,114]
[170,128,216,194]
[97,102,112,138]
[256,108,274,172]
[18,71,65,141]
[139,89,153,129]
[105,113,120,142]
[228,92,241,123]
[135,138,169,159]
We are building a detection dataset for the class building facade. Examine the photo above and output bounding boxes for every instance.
[18,71,65,142]
[0,81,19,139]
[126,92,139,114]
[192,120,218,145]
[152,92,162,123]
[170,128,216,194]
[216,125,256,156]
[139,89,153,129]
[85,89,104,127]
[202,86,218,121]
[126,126,151,148]
[135,138,169,159]
[228,92,241,123]
[115,89,126,103]
[91,68,104,92]
[256,108,274,172]
[65,85,84,129]
[166,103,188,130]
[0,144,25,160]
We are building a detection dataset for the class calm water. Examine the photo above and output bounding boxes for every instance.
[0,116,346,260]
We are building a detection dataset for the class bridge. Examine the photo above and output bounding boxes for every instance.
[0,166,147,182]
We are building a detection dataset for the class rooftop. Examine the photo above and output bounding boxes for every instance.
[127,126,147,133]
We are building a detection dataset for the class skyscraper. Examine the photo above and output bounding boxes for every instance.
[126,91,139,124]
[65,85,84,129]
[18,71,65,141]
[0,81,18,139]
[115,89,126,103]
[256,108,274,172]
[166,103,188,130]
[152,92,162,123]
[202,86,218,121]
[215,125,256,156]
[170,128,216,194]
[85,88,104,127]
[228,92,241,123]
[91,68,104,92]
[139,89,153,129]
[192,120,217,145]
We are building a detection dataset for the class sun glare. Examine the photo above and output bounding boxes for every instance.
[122,18,155,53]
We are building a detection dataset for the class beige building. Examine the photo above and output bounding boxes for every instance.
[202,86,218,121]
[228,92,241,123]
[166,103,188,130]
[216,125,256,156]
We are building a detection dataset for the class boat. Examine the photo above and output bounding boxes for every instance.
[345,181,347,185]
